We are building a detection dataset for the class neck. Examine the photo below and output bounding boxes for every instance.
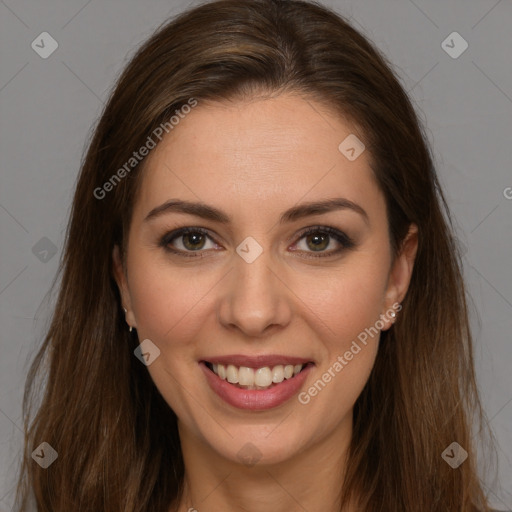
[173,414,356,512]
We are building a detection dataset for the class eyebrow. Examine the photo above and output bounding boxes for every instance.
[144,197,369,226]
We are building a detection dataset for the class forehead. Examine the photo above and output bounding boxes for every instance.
[134,94,383,221]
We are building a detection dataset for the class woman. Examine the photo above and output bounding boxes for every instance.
[14,0,497,510]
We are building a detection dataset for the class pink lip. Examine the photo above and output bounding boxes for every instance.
[201,354,313,368]
[199,361,314,410]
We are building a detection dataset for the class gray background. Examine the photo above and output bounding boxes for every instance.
[0,0,511,510]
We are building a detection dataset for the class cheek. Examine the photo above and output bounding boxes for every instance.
[295,268,385,423]
[126,255,211,418]
[293,262,389,347]
[290,255,388,410]
[127,252,215,347]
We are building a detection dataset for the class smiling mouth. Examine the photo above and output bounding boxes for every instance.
[204,361,314,390]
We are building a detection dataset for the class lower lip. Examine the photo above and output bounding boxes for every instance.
[199,362,313,410]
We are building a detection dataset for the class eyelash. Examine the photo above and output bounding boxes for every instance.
[159,225,355,259]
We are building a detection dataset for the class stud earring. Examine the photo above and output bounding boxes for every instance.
[389,304,402,323]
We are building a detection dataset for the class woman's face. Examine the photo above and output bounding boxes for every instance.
[114,93,417,467]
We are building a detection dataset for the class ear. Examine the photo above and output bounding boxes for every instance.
[381,223,418,330]
[112,244,137,329]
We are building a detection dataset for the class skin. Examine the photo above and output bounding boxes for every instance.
[113,92,418,512]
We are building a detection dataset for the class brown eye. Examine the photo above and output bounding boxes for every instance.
[305,232,330,251]
[181,232,207,250]
[293,226,355,258]
[160,227,218,255]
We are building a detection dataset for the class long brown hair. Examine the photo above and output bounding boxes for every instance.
[14,0,495,510]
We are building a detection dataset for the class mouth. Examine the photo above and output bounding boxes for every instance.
[203,361,314,390]
[199,356,315,410]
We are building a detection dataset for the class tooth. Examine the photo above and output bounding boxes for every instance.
[214,362,305,386]
[238,366,255,386]
[272,365,284,383]
[217,363,226,380]
[284,365,294,379]
[226,364,239,384]
[254,367,273,387]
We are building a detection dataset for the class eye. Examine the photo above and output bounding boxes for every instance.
[292,226,355,257]
[160,227,219,256]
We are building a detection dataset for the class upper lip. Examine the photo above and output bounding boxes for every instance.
[201,354,314,368]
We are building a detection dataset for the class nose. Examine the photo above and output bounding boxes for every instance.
[217,248,293,338]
